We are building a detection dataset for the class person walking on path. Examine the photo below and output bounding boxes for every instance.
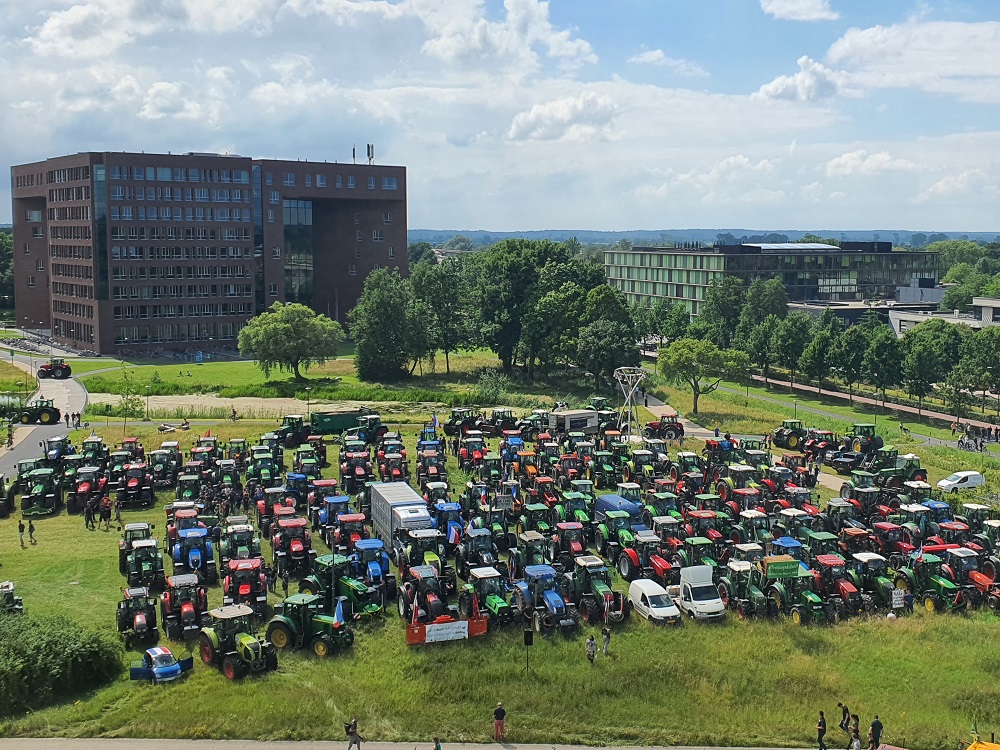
[346,716,362,750]
[847,715,860,749]
[281,569,290,598]
[869,716,883,750]
[838,703,850,732]
[601,626,611,656]
[18,519,25,548]
[28,519,36,545]
[433,738,442,750]
[493,702,506,742]
[817,711,828,750]
[65,413,70,428]
[114,497,122,524]
[586,634,597,664]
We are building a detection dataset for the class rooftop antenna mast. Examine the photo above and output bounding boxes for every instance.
[614,366,647,440]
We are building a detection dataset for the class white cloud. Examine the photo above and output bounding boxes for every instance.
[754,55,854,101]
[825,149,918,177]
[506,92,618,141]
[139,82,203,121]
[760,0,839,21]
[917,170,996,202]
[626,49,709,77]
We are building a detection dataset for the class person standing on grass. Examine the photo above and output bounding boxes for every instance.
[346,716,362,750]
[493,702,506,742]
[18,519,25,548]
[281,569,289,598]
[586,634,597,665]
[601,626,611,656]
[28,519,36,545]
[817,711,828,750]
[869,716,883,749]
[838,703,850,732]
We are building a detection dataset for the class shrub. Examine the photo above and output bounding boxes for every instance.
[0,614,121,716]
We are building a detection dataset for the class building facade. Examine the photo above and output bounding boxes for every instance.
[11,151,406,354]
[605,241,939,314]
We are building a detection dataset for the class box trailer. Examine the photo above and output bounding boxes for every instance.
[547,410,601,435]
[369,482,431,557]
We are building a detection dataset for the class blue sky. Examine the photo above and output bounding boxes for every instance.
[1,0,999,232]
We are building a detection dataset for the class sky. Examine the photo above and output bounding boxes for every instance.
[2,0,999,232]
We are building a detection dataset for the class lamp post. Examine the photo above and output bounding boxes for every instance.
[145,385,151,422]
[793,401,797,419]
[306,387,312,418]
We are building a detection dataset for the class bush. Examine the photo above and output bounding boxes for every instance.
[0,614,121,716]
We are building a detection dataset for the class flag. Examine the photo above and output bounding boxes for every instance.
[432,414,440,429]
[448,524,461,546]
[333,599,344,627]
[915,545,924,563]
[466,520,474,535]
[480,486,488,504]
[205,429,211,437]
[511,484,518,499]
[411,594,420,625]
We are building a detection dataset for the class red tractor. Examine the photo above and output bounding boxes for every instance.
[37,357,72,379]
[271,517,317,576]
[340,452,372,495]
[116,463,155,508]
[166,507,206,546]
[325,512,369,555]
[222,558,269,615]
[812,554,864,619]
[379,453,408,483]
[160,573,210,640]
[643,417,684,441]
[530,476,560,508]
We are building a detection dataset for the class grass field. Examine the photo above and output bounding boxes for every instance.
[0,419,998,748]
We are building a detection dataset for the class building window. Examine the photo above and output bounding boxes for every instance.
[26,275,35,287]
[383,212,392,224]
[23,243,29,254]
[336,175,342,188]
[267,210,274,223]
[372,264,382,271]
[349,264,357,276]
[304,174,312,187]
[269,283,278,296]
[382,177,398,190]
[317,174,327,187]
[354,213,360,225]
[25,210,42,222]
[347,176,356,189]
[265,172,273,185]
[272,247,281,259]
[36,259,44,271]
[373,230,384,242]
[32,227,44,238]
[368,176,376,190]
[283,173,295,186]
[269,191,279,204]
[388,246,395,259]
[356,230,363,242]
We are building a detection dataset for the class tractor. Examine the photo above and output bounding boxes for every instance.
[37,357,72,379]
[529,475,559,509]
[218,520,262,568]
[714,464,762,509]
[799,529,841,567]
[546,521,588,571]
[771,536,808,565]
[166,507,206,546]
[199,604,278,679]
[292,444,321,479]
[444,407,479,436]
[716,559,771,619]
[846,552,895,612]
[811,554,864,619]
[348,538,398,605]
[670,450,704,479]
[15,398,61,425]
[20,467,62,516]
[69,465,107,514]
[554,492,594,535]
[423,481,451,507]
[803,429,838,460]
[772,419,807,450]
[588,451,617,489]
[459,432,488,471]
[474,502,513,552]
[508,531,548,580]
[125,538,167,589]
[172,527,218,583]
[256,485,295,536]
[116,586,160,648]
[617,529,674,584]
[148,449,181,487]
[119,521,155,574]
[324,512,369,555]
[878,454,928,488]
[517,502,553,536]
[247,449,280,488]
[300,553,384,618]
[643,417,684,441]
[821,499,867,533]
[594,509,635,562]
[107,451,131,487]
[379,453,408,483]
[894,552,966,612]
[842,423,884,453]
[340,452,373,495]
[276,414,309,448]
[218,459,242,490]
[871,521,916,570]
[416,450,448,489]
[160,573,210,639]
[759,556,826,624]
[266,593,354,657]
[1,581,24,615]
[512,564,578,633]
[175,474,202,502]
[479,452,504,488]
[222,557,269,615]
[397,529,456,592]
[513,450,540,488]
[731,509,771,545]
[41,435,75,466]
[398,565,460,624]
[81,436,109,468]
[671,536,721,576]
[116,463,155,508]
[227,438,249,469]
[430,502,464,554]
[456,528,508,580]
[560,555,629,625]
[551,454,583,490]
[895,503,936,544]
[60,454,84,490]
[272,517,317,576]
[459,566,516,627]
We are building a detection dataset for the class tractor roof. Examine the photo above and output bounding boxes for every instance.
[124,586,150,599]
[727,560,752,574]
[132,538,158,549]
[686,536,712,546]
[740,510,767,520]
[687,510,716,519]
[265,486,287,495]
[650,492,679,501]
[852,552,886,564]
[735,542,764,553]
[465,527,491,538]
[410,565,438,581]
[842,527,869,537]
[278,517,308,529]
[384,452,403,460]
[210,604,255,619]
[483,452,501,461]
[426,481,449,491]
[905,480,932,490]
[962,503,989,511]
[809,531,839,541]
[523,564,557,581]
[29,468,55,476]
[826,500,850,509]
[815,554,847,567]
[652,515,679,526]
[160,441,179,448]
[470,566,502,580]
[525,503,549,513]
[167,573,200,588]
[178,527,208,539]
[409,528,441,539]
[124,522,150,532]
[226,515,250,525]
[175,508,198,519]
[218,459,236,468]
[774,536,802,549]
[729,464,754,472]
[618,482,641,490]
[948,547,978,558]
[605,509,631,519]
[465,430,484,437]
[226,524,254,535]
[916,553,942,564]
[985,520,1000,530]
[873,521,902,531]
[338,513,366,523]
[575,555,606,569]
[125,463,148,470]
[149,450,170,457]
[900,453,919,461]
[79,465,102,474]
[284,593,322,607]
[922,500,949,510]
[354,538,384,551]
[228,558,262,571]
[556,522,584,531]
[635,530,660,544]
[900,503,929,513]
[178,474,200,481]
[632,449,653,457]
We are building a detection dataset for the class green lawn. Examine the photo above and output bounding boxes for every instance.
[0,330,24,339]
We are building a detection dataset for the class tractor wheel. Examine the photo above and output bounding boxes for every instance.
[532,611,546,633]
[786,434,799,449]
[198,634,216,666]
[342,629,355,648]
[861,594,876,615]
[222,655,244,680]
[37,368,49,379]
[267,622,294,650]
[311,635,334,658]
[398,590,413,622]
[39,410,56,425]
[664,428,679,441]
[894,577,912,594]
[852,438,862,453]
[987,594,1000,612]
[790,606,805,626]
[459,593,473,620]
[924,595,940,613]
[19,413,31,425]
[617,554,637,582]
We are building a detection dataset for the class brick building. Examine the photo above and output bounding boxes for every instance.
[10,151,406,354]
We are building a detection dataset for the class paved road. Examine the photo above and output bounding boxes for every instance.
[2,741,805,750]
[0,349,88,478]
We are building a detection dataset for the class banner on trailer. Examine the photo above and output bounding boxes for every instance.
[425,620,469,643]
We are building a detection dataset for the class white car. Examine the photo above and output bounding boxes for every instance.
[937,471,985,494]
[628,579,682,625]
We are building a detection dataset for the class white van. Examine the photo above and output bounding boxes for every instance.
[628,579,682,625]
[668,565,726,622]
[937,471,985,493]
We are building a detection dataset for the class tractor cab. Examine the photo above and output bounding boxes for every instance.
[850,551,889,581]
[839,527,873,556]
[531,476,558,507]
[616,482,642,504]
[673,451,703,476]
[921,498,953,525]
[42,435,75,464]
[175,474,201,502]
[771,536,807,564]
[317,494,352,528]
[540,442,561,467]
[479,453,503,485]
[518,503,552,535]
[378,437,406,462]
[423,481,451,506]
[774,507,809,538]
[226,438,248,465]
[293,445,320,478]
[944,547,981,587]
[329,513,368,554]
[732,541,764,565]
[569,479,597,504]
[824,498,863,532]
[896,503,934,539]
[557,492,592,527]
[380,453,407,482]
[651,516,685,550]
[798,529,839,563]
[686,509,721,540]
[61,453,84,481]
[574,441,596,464]
[956,503,991,533]
[514,451,538,485]
[734,509,770,545]
[675,536,718,570]
[120,437,142,460]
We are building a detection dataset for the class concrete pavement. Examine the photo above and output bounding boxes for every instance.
[1,741,806,750]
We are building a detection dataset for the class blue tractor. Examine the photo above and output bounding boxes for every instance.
[349,538,397,604]
[512,564,579,633]
[172,527,218,583]
[430,501,465,555]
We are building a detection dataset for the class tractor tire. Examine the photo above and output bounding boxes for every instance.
[19,413,31,425]
[342,629,355,647]
[987,594,1000,612]
[54,367,70,379]
[267,621,294,650]
[532,611,546,633]
[617,554,637,582]
[459,593,474,620]
[924,595,940,613]
[582,599,601,624]
[37,368,50,379]
[199,634,216,666]
[398,590,413,622]
[39,410,56,425]
[873,436,884,450]
[861,593,876,615]
[852,438,863,453]
[790,606,806,626]
[222,655,244,680]
[787,434,799,449]
[664,428,679,441]
[311,634,334,658]
[718,580,732,608]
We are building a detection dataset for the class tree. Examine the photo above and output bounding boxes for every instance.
[583,285,632,330]
[769,312,813,389]
[658,337,745,415]
[238,301,345,381]
[828,324,868,403]
[689,276,744,348]
[0,230,12,308]
[443,235,475,253]
[927,239,984,273]
[734,277,788,344]
[799,328,833,394]
[576,319,639,390]
[939,364,974,422]
[649,298,689,346]
[862,327,902,405]
[747,315,779,383]
[407,241,436,267]
[410,258,471,373]
[348,269,414,381]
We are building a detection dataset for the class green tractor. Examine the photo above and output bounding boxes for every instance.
[276,414,309,448]
[842,423,883,454]
[508,531,548,580]
[847,552,895,612]
[594,509,635,561]
[716,559,770,618]
[479,452,504,488]
[622,449,658,484]
[15,398,61,425]
[760,556,827,625]
[119,522,155,574]
[560,555,629,625]
[799,529,841,567]
[265,593,355,658]
[125,538,167,589]
[553,491,593,532]
[877,453,928,488]
[894,552,966,613]
[671,536,719,574]
[20,467,62,516]
[459,566,517,628]
[772,419,807,450]
[516,502,552,536]
[588,451,617,489]
[175,474,201,502]
[397,529,456,593]
[218,519,262,568]
[472,503,512,553]
[199,604,278,679]
[641,490,680,529]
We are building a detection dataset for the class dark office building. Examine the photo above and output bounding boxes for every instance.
[11,151,406,354]
[605,241,939,314]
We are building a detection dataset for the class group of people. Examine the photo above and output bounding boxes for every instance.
[817,703,883,750]
[63,412,83,429]
[83,495,115,530]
